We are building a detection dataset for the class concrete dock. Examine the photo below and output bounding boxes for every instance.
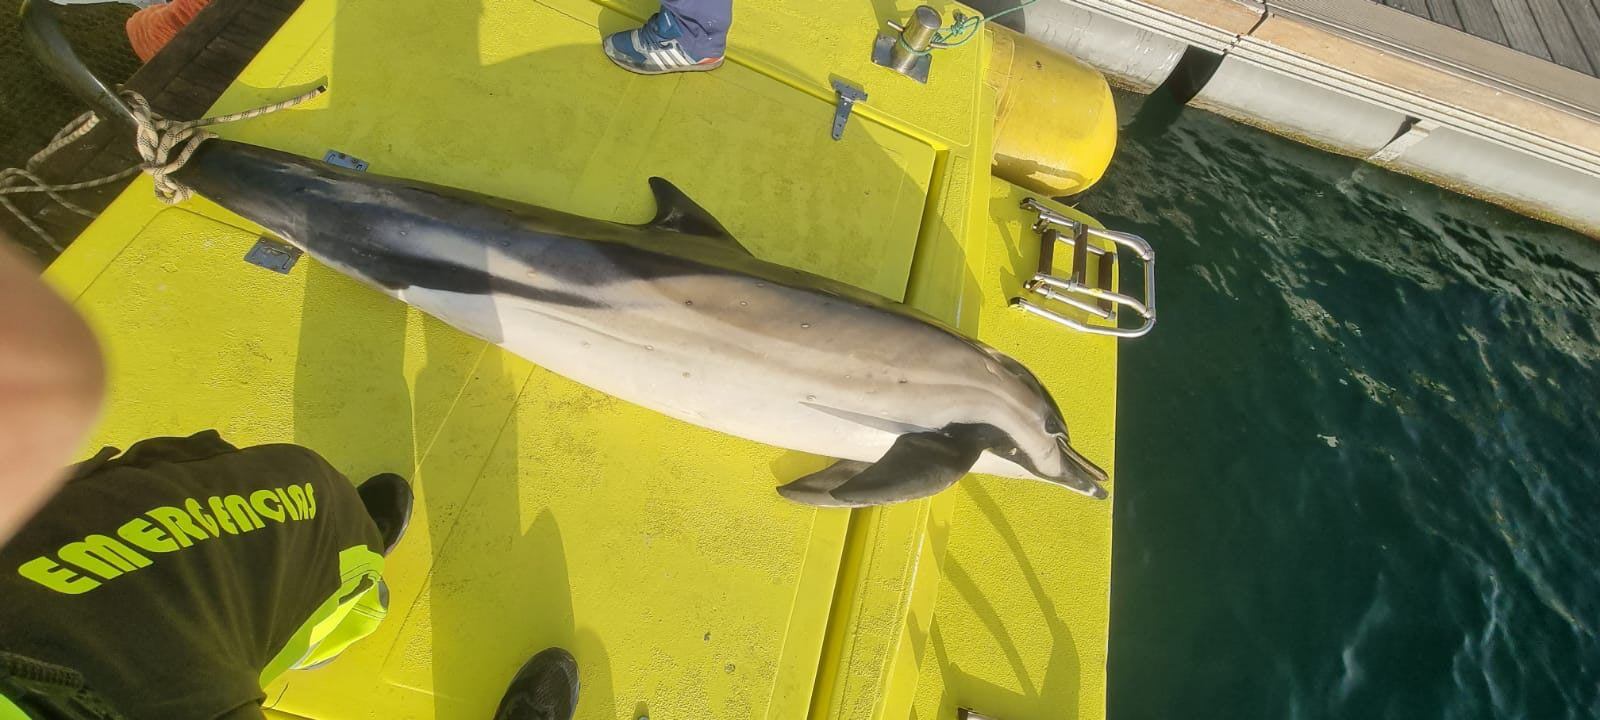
[977,0,1600,236]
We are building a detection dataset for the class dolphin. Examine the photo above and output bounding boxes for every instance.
[17,0,1107,506]
[163,142,1108,506]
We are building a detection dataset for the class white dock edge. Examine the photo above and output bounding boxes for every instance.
[988,0,1600,236]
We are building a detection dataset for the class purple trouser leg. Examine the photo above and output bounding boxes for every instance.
[660,0,731,57]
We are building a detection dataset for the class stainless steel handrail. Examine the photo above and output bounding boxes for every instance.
[1011,197,1157,339]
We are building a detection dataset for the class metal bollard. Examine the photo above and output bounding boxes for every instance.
[872,5,940,82]
[892,6,941,74]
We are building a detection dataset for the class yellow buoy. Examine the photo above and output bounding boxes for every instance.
[986,25,1119,197]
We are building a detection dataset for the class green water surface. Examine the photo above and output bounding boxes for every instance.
[1083,92,1600,720]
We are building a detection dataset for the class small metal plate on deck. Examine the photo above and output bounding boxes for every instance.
[830,78,868,141]
[323,150,369,172]
[244,236,301,274]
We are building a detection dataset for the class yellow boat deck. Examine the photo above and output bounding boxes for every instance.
[43,0,1116,716]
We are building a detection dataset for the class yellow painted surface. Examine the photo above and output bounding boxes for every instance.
[805,34,1001,720]
[42,0,1119,716]
[909,182,1117,720]
[811,91,1118,720]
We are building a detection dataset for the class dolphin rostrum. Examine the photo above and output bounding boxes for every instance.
[165,142,1108,506]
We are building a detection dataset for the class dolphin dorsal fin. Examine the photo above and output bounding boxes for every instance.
[646,177,750,254]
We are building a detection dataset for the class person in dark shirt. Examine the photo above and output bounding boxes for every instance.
[0,431,409,719]
[0,240,579,719]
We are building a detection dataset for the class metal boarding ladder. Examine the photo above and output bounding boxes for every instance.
[1010,197,1157,339]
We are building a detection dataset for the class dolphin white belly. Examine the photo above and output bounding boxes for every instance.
[400,272,1040,480]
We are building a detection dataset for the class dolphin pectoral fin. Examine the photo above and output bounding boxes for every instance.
[645,177,750,253]
[776,431,984,508]
[775,460,872,507]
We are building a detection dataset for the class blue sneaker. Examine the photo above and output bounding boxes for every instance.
[603,12,724,75]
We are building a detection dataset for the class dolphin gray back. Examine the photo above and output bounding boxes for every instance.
[173,141,597,297]
[174,141,972,330]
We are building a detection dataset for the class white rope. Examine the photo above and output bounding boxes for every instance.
[0,111,112,251]
[1,86,325,250]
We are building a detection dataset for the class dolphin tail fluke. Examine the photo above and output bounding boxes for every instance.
[776,429,985,508]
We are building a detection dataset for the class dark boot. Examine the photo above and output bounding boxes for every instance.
[492,647,579,720]
[356,473,412,556]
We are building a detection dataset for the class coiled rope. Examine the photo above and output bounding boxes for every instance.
[893,0,1039,58]
[1,86,324,251]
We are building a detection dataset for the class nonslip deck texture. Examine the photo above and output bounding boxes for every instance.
[2,0,302,263]
[1374,0,1600,76]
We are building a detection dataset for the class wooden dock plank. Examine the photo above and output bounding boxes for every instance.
[1356,0,1600,79]
[1489,0,1555,59]
[1425,0,1467,30]
[1383,0,1435,20]
[1525,0,1596,72]
[1553,0,1600,69]
[175,62,236,97]
[1453,0,1511,44]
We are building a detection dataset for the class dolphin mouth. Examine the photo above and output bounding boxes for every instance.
[1057,437,1109,483]
[1052,435,1110,499]
[1051,473,1109,500]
